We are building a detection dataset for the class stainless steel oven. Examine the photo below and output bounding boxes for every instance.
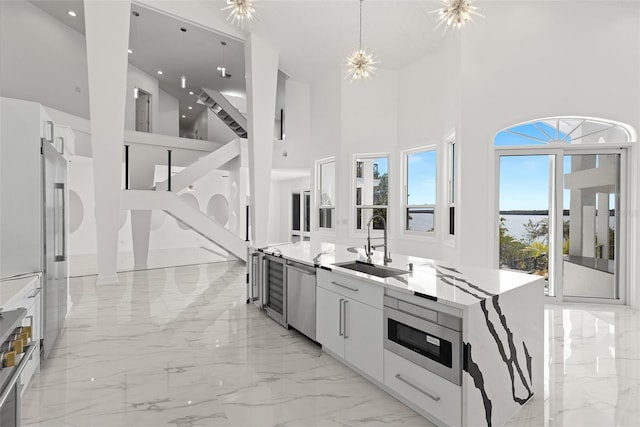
[383,295,463,385]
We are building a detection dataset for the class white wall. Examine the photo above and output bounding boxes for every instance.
[157,89,179,137]
[306,3,640,309]
[272,79,311,170]
[0,0,89,119]
[395,36,461,262]
[456,2,639,272]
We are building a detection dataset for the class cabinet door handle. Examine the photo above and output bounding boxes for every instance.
[331,281,358,292]
[28,288,41,299]
[395,374,441,402]
[343,300,348,339]
[338,298,344,336]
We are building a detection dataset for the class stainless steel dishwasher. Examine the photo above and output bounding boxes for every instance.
[285,261,316,341]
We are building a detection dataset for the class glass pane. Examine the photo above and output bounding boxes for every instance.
[499,155,551,295]
[320,161,335,207]
[406,207,434,232]
[356,207,386,231]
[407,150,436,206]
[562,153,619,299]
[292,193,300,231]
[355,157,388,208]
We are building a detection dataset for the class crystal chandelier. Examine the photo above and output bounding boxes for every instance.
[432,0,483,31]
[222,0,256,27]
[345,0,378,81]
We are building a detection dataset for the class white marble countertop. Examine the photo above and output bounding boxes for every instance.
[256,241,543,310]
[0,273,41,307]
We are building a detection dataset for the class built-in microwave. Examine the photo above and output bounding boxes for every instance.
[383,295,463,385]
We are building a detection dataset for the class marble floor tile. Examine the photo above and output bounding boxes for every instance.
[506,304,640,427]
[21,262,432,427]
[21,262,640,426]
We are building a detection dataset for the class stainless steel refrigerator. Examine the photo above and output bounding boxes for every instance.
[1,99,68,360]
[41,138,68,359]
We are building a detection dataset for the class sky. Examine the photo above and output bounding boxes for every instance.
[498,123,569,211]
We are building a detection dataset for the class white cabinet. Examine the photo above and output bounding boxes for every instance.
[344,297,383,382]
[316,269,383,382]
[384,350,461,427]
[316,286,345,357]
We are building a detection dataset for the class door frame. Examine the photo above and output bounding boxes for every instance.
[495,143,630,305]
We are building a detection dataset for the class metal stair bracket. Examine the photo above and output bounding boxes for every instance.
[198,89,248,138]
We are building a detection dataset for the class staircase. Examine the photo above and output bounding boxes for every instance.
[156,139,240,192]
[121,190,247,262]
[198,89,248,138]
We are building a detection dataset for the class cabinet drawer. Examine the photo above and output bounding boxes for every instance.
[384,350,461,427]
[317,269,383,308]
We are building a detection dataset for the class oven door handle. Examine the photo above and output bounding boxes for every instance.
[395,374,441,402]
[0,343,38,408]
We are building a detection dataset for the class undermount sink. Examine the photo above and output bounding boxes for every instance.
[333,261,409,278]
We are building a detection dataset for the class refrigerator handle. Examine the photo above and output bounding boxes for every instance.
[54,183,66,262]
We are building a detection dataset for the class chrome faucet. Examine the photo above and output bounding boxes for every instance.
[365,215,391,265]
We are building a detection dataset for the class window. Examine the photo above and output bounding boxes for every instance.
[494,117,634,147]
[354,155,388,231]
[447,134,456,236]
[317,159,336,230]
[404,147,436,233]
[291,190,311,241]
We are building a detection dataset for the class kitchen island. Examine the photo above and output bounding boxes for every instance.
[251,241,544,427]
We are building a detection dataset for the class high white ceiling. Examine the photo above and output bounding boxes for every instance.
[30,0,246,131]
[228,0,446,81]
[30,1,449,82]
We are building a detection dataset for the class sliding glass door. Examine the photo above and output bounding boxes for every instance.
[498,149,624,303]
[562,153,621,300]
[498,154,555,296]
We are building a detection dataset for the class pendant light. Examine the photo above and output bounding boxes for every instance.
[222,0,256,27]
[180,27,187,89]
[345,0,378,81]
[431,0,483,33]
[217,41,231,79]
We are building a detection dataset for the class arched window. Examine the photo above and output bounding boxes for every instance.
[495,117,635,147]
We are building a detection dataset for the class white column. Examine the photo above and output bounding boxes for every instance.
[582,205,596,258]
[129,156,155,270]
[84,0,131,285]
[244,34,278,247]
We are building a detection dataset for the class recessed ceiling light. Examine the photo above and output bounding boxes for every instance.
[188,106,193,110]
[157,70,163,75]
[128,49,133,54]
[181,115,186,118]
[188,91,194,95]
[67,10,77,17]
